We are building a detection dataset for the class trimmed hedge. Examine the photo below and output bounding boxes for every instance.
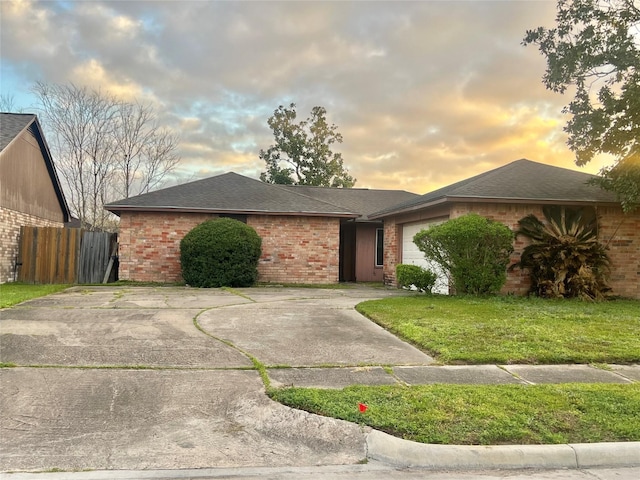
[396,264,437,293]
[180,218,262,288]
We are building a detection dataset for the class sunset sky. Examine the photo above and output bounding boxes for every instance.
[0,0,613,196]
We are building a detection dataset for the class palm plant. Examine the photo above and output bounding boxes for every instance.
[512,206,611,300]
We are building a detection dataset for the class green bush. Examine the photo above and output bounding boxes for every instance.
[180,218,262,288]
[396,264,437,293]
[413,214,514,295]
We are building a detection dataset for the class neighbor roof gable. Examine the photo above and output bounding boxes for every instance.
[0,112,71,222]
[370,159,619,218]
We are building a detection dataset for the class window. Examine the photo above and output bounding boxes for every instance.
[375,228,384,267]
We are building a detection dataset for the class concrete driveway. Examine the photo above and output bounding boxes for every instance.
[0,285,431,472]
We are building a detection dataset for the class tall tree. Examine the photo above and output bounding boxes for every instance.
[523,0,640,212]
[32,82,180,230]
[259,103,356,187]
[33,82,119,230]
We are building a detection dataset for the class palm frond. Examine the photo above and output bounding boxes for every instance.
[513,206,610,300]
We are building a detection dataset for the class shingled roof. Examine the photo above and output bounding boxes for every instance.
[281,185,419,220]
[105,172,361,218]
[370,159,619,219]
[1,113,37,151]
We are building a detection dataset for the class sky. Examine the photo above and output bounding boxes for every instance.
[0,0,614,196]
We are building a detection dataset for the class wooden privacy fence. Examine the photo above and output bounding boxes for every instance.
[17,227,117,284]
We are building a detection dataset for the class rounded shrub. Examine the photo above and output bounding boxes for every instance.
[396,264,437,293]
[413,213,514,295]
[180,218,262,288]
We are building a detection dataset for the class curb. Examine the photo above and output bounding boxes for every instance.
[366,430,640,469]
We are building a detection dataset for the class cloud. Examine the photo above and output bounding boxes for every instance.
[0,0,606,198]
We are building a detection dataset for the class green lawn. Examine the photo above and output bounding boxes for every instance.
[269,383,640,445]
[356,295,640,364]
[0,283,70,308]
[270,295,640,445]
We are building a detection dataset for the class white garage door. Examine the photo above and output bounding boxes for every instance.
[402,220,449,295]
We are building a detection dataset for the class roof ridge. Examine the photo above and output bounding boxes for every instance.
[444,159,531,194]
[285,184,415,194]
[104,171,358,216]
[269,183,357,213]
[107,171,242,203]
[368,159,613,219]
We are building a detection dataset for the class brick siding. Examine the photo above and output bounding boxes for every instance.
[597,206,640,299]
[383,202,640,299]
[117,212,341,284]
[117,211,214,283]
[0,207,63,283]
[382,218,400,286]
[249,215,340,284]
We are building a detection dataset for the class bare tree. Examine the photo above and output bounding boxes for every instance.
[32,82,181,230]
[0,93,20,112]
[33,82,119,230]
[114,102,180,198]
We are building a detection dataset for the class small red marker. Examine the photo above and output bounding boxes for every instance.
[358,403,368,413]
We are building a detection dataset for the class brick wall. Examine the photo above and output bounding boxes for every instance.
[384,202,639,299]
[598,207,640,299]
[249,215,340,284]
[118,211,214,283]
[382,217,400,286]
[117,212,341,284]
[0,207,63,283]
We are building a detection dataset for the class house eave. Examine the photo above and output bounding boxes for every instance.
[104,204,360,219]
[370,195,621,219]
[32,118,71,223]
[369,197,449,220]
[446,195,621,207]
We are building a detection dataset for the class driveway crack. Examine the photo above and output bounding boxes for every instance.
[193,309,270,388]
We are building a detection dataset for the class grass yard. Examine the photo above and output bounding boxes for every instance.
[269,383,640,445]
[271,295,640,446]
[0,283,70,308]
[356,295,640,364]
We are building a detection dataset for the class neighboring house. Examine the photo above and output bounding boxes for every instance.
[104,173,418,284]
[0,113,70,283]
[370,159,640,299]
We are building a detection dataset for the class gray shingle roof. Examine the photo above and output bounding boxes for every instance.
[1,113,37,152]
[105,172,362,217]
[280,185,419,220]
[370,159,619,219]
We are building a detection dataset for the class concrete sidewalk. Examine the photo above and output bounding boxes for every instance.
[268,363,640,388]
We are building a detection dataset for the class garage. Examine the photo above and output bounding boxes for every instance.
[402,220,449,294]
